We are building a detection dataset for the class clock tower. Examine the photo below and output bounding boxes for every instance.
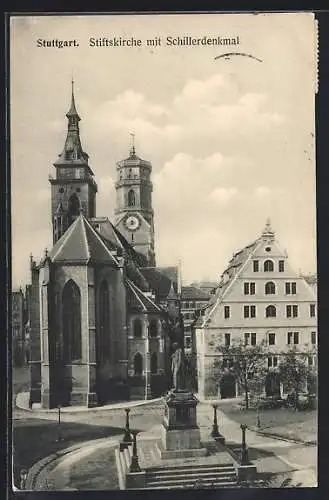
[114,139,155,266]
[49,81,97,244]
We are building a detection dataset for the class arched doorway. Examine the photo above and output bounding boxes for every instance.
[220,373,236,399]
[265,372,281,397]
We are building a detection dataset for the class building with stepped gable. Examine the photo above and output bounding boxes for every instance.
[27,83,182,409]
[194,220,317,401]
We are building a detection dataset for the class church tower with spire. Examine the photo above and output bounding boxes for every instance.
[49,81,98,243]
[114,136,156,266]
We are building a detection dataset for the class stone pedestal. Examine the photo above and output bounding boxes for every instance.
[160,389,207,459]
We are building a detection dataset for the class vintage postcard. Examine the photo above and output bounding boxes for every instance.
[10,12,317,491]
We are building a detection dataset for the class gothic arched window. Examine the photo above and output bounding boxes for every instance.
[151,352,157,374]
[68,193,80,217]
[128,189,136,207]
[133,318,142,338]
[134,352,143,375]
[99,280,110,360]
[265,281,276,295]
[62,279,81,362]
[264,260,274,272]
[266,305,277,318]
[149,318,158,338]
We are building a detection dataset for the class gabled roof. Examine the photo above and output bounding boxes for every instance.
[125,279,162,313]
[49,214,119,265]
[214,239,259,300]
[181,286,210,300]
[140,266,178,299]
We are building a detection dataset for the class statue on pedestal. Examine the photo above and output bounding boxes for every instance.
[171,342,185,391]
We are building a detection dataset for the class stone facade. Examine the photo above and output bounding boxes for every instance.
[27,84,179,408]
[194,220,317,401]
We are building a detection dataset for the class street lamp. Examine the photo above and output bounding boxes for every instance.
[240,424,249,465]
[211,404,220,439]
[130,430,141,472]
[55,404,64,442]
[123,408,132,444]
[145,321,151,400]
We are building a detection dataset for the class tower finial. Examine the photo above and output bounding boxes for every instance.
[66,78,80,120]
[129,132,136,156]
[262,217,275,240]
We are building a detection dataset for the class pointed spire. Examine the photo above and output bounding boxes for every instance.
[66,78,80,120]
[55,80,89,165]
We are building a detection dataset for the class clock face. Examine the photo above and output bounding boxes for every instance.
[125,215,140,231]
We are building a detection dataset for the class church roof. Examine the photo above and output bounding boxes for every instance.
[49,213,119,265]
[125,279,162,313]
[181,286,210,301]
[140,266,178,299]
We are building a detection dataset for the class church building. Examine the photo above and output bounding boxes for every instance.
[28,84,181,409]
[194,220,317,401]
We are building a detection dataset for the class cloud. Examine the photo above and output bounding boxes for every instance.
[210,187,239,204]
[11,42,316,287]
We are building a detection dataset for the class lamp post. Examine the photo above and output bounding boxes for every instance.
[130,430,141,472]
[211,404,220,438]
[123,408,132,444]
[145,321,150,400]
[240,424,249,465]
[55,404,64,442]
[256,401,261,428]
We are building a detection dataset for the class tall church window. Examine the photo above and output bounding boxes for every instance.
[265,281,276,295]
[62,280,81,362]
[149,318,158,338]
[264,260,274,272]
[134,352,143,375]
[266,305,276,318]
[99,280,110,360]
[128,189,136,207]
[68,193,80,217]
[151,352,158,374]
[133,318,142,338]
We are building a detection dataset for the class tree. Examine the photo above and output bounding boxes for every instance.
[278,347,316,410]
[214,340,267,410]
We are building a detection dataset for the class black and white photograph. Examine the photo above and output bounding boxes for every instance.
[10,12,318,490]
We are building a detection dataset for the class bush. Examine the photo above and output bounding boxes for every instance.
[285,392,317,411]
[258,396,285,410]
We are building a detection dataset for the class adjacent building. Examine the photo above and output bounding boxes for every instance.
[180,286,210,352]
[12,288,26,366]
[194,220,317,401]
[27,84,180,409]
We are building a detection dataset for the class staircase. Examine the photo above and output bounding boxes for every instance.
[144,463,239,489]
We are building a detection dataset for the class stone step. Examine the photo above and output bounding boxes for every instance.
[147,470,236,481]
[147,475,237,487]
[142,480,238,490]
[148,463,235,474]
[147,467,236,478]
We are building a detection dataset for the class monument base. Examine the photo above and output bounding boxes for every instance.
[160,389,208,459]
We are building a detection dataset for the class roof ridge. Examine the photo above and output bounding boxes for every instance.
[83,216,119,266]
[128,279,161,312]
[204,239,263,326]
[51,217,79,262]
[81,215,91,262]
[126,279,147,312]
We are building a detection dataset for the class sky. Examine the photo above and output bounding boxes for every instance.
[10,13,317,288]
